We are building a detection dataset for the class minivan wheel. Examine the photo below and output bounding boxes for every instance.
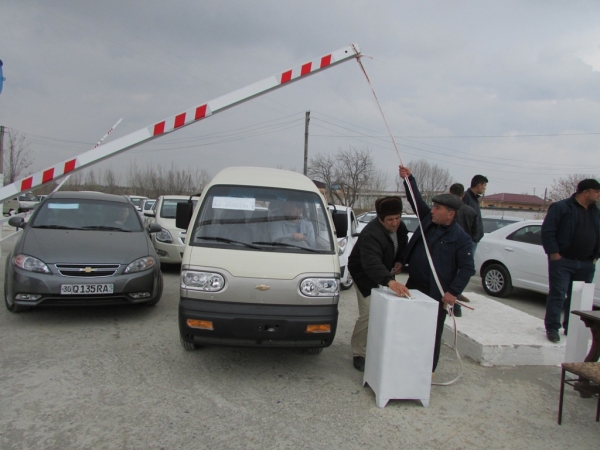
[340,272,353,290]
[481,263,513,297]
[301,347,323,355]
[180,334,202,351]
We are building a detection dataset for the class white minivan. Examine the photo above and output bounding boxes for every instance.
[176,167,340,353]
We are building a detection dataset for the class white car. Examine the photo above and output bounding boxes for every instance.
[356,211,377,233]
[329,205,359,290]
[475,220,600,306]
[125,195,148,212]
[481,215,524,234]
[145,195,199,264]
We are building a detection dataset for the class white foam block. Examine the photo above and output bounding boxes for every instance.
[363,288,439,408]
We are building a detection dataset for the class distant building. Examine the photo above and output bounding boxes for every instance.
[481,193,549,211]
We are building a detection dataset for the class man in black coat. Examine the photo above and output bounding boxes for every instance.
[462,174,488,249]
[348,196,411,371]
[400,166,475,372]
[541,178,600,342]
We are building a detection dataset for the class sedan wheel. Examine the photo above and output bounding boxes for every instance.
[481,263,512,297]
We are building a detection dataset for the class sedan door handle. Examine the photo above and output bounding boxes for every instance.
[504,247,514,252]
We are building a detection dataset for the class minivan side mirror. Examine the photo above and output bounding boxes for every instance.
[144,211,156,218]
[176,202,193,230]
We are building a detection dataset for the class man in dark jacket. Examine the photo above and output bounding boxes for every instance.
[462,174,488,248]
[348,196,411,371]
[400,166,475,372]
[449,182,478,310]
[541,178,600,342]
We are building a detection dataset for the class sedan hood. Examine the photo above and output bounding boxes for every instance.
[18,229,152,264]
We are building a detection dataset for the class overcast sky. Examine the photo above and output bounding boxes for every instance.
[1,0,600,197]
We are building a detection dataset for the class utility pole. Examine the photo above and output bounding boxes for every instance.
[303,111,310,176]
[0,125,4,186]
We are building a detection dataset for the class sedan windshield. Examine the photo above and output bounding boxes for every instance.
[31,199,142,231]
[191,185,334,253]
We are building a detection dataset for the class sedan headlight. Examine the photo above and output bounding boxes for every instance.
[124,256,156,274]
[300,278,339,297]
[181,270,225,291]
[155,229,173,243]
[12,254,51,273]
[337,237,348,256]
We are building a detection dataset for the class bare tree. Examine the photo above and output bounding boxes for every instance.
[2,128,33,185]
[549,174,598,202]
[308,146,375,208]
[102,169,120,194]
[399,159,453,211]
[355,169,391,211]
[126,162,211,198]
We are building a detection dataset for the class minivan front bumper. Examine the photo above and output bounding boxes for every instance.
[179,298,338,348]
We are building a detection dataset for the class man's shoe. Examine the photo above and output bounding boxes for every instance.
[546,329,560,343]
[353,356,365,372]
[453,307,462,317]
[458,294,470,303]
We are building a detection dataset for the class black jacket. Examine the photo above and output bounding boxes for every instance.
[402,175,475,300]
[462,188,484,243]
[348,217,409,298]
[541,195,600,260]
[456,203,478,240]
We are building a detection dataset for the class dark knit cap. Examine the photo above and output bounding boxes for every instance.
[577,179,600,193]
[431,193,463,211]
[375,196,403,220]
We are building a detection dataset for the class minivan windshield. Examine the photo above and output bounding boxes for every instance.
[190,185,334,253]
[31,199,142,232]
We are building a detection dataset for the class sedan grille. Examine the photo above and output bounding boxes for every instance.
[55,264,120,277]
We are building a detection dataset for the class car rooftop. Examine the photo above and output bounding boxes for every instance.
[47,191,130,203]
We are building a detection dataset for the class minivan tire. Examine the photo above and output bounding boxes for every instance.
[180,334,202,351]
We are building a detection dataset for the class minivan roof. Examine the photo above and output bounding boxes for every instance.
[208,167,320,193]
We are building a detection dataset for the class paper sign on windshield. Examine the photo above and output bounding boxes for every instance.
[212,197,255,211]
[48,203,80,209]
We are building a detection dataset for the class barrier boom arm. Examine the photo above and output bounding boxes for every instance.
[0,44,361,203]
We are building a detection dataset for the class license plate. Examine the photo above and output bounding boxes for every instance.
[60,284,114,295]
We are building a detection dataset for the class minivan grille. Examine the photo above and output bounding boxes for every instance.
[55,264,120,277]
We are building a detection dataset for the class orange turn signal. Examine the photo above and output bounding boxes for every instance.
[306,324,331,333]
[187,319,214,330]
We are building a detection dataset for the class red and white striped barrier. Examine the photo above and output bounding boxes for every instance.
[0,45,360,203]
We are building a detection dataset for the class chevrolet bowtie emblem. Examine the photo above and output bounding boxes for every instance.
[255,285,271,291]
[82,267,96,273]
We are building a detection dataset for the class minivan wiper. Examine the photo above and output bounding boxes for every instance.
[197,236,262,250]
[252,241,320,253]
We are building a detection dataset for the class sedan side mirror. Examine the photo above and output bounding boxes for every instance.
[148,223,163,233]
[8,216,25,228]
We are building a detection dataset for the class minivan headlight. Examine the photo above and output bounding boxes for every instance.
[300,278,339,297]
[155,229,173,243]
[12,254,51,273]
[181,270,225,291]
[337,237,348,256]
[124,256,156,273]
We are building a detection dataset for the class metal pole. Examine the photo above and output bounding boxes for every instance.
[303,111,310,176]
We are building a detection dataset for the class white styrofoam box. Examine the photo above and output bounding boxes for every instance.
[363,288,439,408]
